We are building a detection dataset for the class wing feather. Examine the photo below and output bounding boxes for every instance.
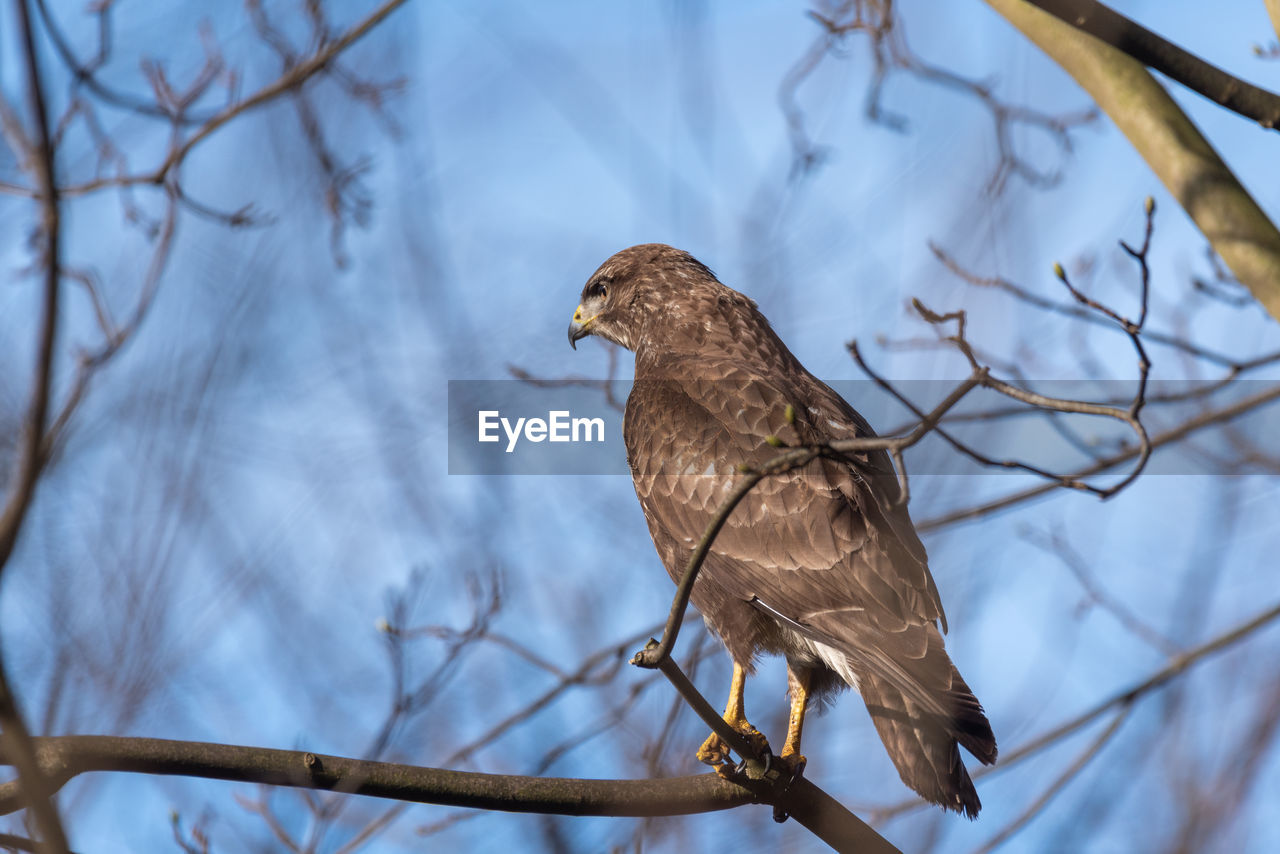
[624,357,945,647]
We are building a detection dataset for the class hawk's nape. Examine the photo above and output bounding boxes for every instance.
[567,243,996,817]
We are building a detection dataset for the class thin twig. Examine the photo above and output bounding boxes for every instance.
[12,0,410,201]
[929,242,1276,372]
[31,0,219,125]
[783,1,1096,188]
[919,380,1280,532]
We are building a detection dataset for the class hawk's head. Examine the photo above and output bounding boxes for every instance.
[568,243,722,352]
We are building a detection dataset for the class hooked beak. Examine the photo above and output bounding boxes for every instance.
[568,305,596,350]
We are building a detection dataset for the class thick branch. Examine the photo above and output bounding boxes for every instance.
[987,0,1280,320]
[0,734,904,853]
[0,736,754,819]
[1025,0,1280,128]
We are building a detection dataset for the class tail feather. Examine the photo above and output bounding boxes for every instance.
[857,667,994,818]
[805,617,997,816]
[764,601,996,814]
[949,666,997,766]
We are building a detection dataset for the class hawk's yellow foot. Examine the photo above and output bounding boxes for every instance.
[695,720,770,767]
[778,664,811,776]
[695,661,770,766]
[696,730,731,767]
[775,750,807,778]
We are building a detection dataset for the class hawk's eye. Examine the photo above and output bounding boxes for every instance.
[589,281,608,300]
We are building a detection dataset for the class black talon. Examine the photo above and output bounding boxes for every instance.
[770,757,805,824]
[730,745,773,781]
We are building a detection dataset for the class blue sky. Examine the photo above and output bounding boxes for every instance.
[2,1,1280,852]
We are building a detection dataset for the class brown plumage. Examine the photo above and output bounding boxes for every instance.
[568,244,996,817]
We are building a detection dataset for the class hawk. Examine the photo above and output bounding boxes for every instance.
[568,244,996,816]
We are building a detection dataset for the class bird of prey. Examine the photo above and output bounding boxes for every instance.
[568,244,996,816]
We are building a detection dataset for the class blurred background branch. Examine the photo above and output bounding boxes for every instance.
[988,0,1280,319]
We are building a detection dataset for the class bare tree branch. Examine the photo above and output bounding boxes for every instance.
[782,1,1096,189]
[0,721,902,851]
[1024,0,1280,128]
[919,380,1280,532]
[986,0,1280,320]
[31,0,219,125]
[0,736,758,820]
[0,2,61,578]
[0,0,410,202]
[929,242,1280,373]
[0,3,69,852]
